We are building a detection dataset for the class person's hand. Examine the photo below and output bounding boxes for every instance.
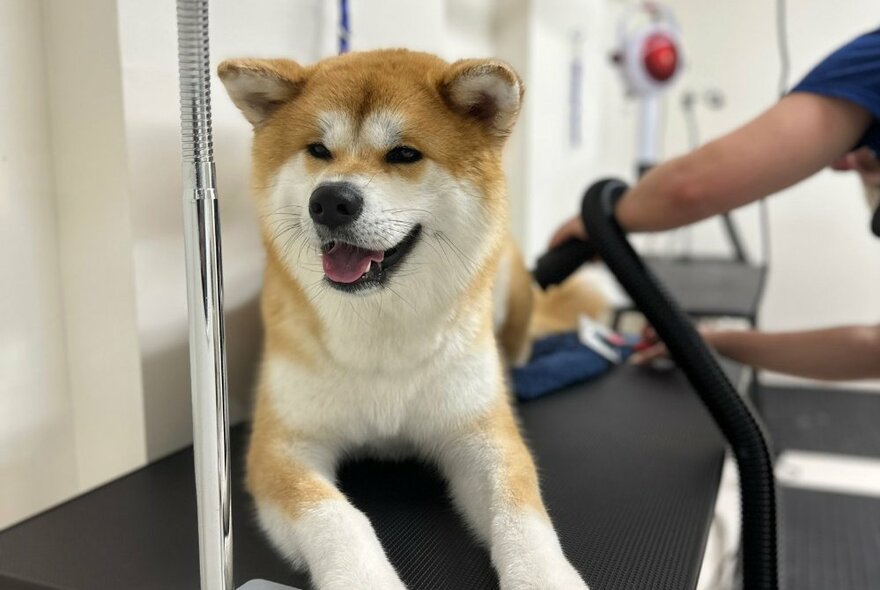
[630,325,719,365]
[548,215,588,250]
[830,147,880,187]
[629,326,666,365]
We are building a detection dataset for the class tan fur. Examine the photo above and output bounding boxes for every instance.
[247,393,341,519]
[260,250,324,370]
[238,51,517,195]
[498,236,534,365]
[478,389,547,513]
[530,271,608,338]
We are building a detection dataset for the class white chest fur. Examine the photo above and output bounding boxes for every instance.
[264,321,502,451]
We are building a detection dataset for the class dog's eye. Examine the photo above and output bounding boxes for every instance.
[307,143,332,160]
[386,146,423,164]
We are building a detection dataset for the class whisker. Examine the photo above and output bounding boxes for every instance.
[431,234,455,266]
[346,299,369,325]
[435,231,479,272]
[361,173,378,190]
[303,279,328,306]
[384,282,415,312]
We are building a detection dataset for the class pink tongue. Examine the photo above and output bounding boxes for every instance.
[322,243,385,284]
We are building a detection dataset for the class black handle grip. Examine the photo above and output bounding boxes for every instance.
[532,238,597,289]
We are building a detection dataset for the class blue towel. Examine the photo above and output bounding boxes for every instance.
[512,332,633,401]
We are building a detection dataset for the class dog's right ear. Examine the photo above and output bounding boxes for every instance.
[218,58,306,127]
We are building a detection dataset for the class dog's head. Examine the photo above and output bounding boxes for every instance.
[219,50,522,312]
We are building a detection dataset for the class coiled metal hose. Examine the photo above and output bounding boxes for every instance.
[178,0,213,165]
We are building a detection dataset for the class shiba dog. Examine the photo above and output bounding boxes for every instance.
[219,49,590,590]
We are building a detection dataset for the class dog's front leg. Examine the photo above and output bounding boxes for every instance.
[437,395,590,590]
[248,431,407,590]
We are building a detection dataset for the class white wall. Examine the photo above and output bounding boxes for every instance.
[446,0,496,59]
[492,0,610,257]
[2,0,151,529]
[0,0,79,530]
[522,0,608,260]
[42,0,149,495]
[351,0,445,53]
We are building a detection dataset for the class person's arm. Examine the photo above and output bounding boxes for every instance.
[633,324,880,381]
[549,93,872,247]
[615,93,872,232]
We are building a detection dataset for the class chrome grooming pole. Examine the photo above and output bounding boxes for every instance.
[176,2,297,588]
[176,1,233,589]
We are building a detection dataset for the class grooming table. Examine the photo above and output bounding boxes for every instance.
[613,257,767,328]
[0,363,742,590]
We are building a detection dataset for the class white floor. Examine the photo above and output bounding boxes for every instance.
[776,450,880,500]
[697,424,880,590]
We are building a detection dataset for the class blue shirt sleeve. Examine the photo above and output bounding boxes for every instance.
[791,28,880,154]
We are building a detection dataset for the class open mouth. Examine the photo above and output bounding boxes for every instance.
[320,225,422,292]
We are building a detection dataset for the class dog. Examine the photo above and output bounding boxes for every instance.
[219,49,590,590]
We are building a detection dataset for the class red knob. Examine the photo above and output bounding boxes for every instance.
[642,33,678,81]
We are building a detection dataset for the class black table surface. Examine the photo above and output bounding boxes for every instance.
[0,364,733,590]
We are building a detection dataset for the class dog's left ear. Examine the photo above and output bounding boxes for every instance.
[441,59,524,138]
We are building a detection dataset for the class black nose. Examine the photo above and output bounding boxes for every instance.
[309,182,364,229]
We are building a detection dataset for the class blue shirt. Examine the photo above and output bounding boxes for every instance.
[791,28,880,154]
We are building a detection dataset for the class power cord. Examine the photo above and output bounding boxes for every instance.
[776,0,791,98]
[339,0,350,54]
[757,0,791,269]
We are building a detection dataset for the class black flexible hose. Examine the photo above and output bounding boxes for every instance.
[533,179,779,589]
[586,179,779,590]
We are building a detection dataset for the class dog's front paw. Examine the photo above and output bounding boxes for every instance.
[493,512,589,590]
[312,557,407,590]
[264,500,409,590]
[534,559,589,590]
[309,546,408,590]
[498,557,589,590]
[317,569,407,590]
